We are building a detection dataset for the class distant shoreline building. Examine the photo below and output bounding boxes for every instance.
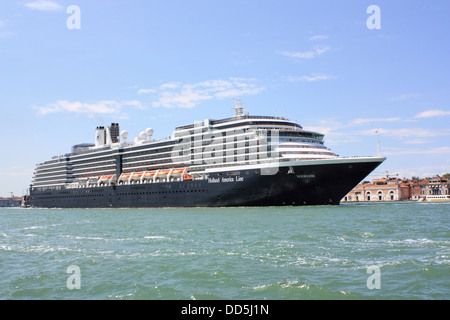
[342,175,449,202]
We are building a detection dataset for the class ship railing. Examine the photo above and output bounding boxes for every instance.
[210,115,288,125]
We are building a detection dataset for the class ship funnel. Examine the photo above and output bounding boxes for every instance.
[109,123,120,143]
[105,127,113,145]
[95,127,105,147]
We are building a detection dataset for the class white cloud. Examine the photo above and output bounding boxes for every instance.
[0,31,14,39]
[350,117,402,126]
[0,19,14,39]
[393,165,450,179]
[382,147,450,156]
[403,138,432,145]
[25,1,63,12]
[287,73,336,82]
[360,127,450,140]
[388,93,419,101]
[121,100,146,110]
[309,35,329,41]
[38,100,121,117]
[154,90,212,109]
[139,78,265,108]
[414,109,450,119]
[137,88,157,95]
[305,116,450,148]
[37,100,145,118]
[278,46,330,60]
[159,82,180,90]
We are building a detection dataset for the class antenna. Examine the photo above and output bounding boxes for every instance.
[377,137,380,157]
[375,128,382,157]
[231,98,248,117]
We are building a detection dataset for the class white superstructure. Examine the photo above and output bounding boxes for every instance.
[31,102,340,191]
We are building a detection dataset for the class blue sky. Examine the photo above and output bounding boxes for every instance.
[1,0,449,196]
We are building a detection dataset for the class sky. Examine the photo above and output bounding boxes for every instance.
[0,0,449,196]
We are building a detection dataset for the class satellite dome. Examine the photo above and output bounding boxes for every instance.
[146,128,154,137]
[120,130,128,140]
[139,131,147,140]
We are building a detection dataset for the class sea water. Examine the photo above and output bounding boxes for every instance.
[0,202,448,300]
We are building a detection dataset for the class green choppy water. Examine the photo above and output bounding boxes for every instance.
[1,202,449,300]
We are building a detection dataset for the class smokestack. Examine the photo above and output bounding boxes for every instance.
[109,123,120,143]
[105,127,113,145]
[95,127,105,147]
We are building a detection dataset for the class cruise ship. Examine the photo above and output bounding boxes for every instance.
[29,101,385,208]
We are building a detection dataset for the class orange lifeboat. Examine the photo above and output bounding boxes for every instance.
[170,168,186,176]
[142,171,157,182]
[183,174,193,181]
[129,172,144,181]
[154,169,170,181]
[118,173,132,184]
[98,175,113,185]
[156,169,170,177]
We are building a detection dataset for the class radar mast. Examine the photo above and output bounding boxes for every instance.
[231,98,248,118]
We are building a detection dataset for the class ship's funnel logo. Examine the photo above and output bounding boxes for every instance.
[171,128,280,175]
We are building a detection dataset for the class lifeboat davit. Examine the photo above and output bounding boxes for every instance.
[88,176,99,185]
[78,177,88,186]
[118,173,132,184]
[142,171,157,180]
[155,169,170,180]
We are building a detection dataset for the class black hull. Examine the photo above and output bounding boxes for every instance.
[29,158,384,208]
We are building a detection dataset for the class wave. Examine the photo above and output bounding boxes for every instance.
[144,236,168,240]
